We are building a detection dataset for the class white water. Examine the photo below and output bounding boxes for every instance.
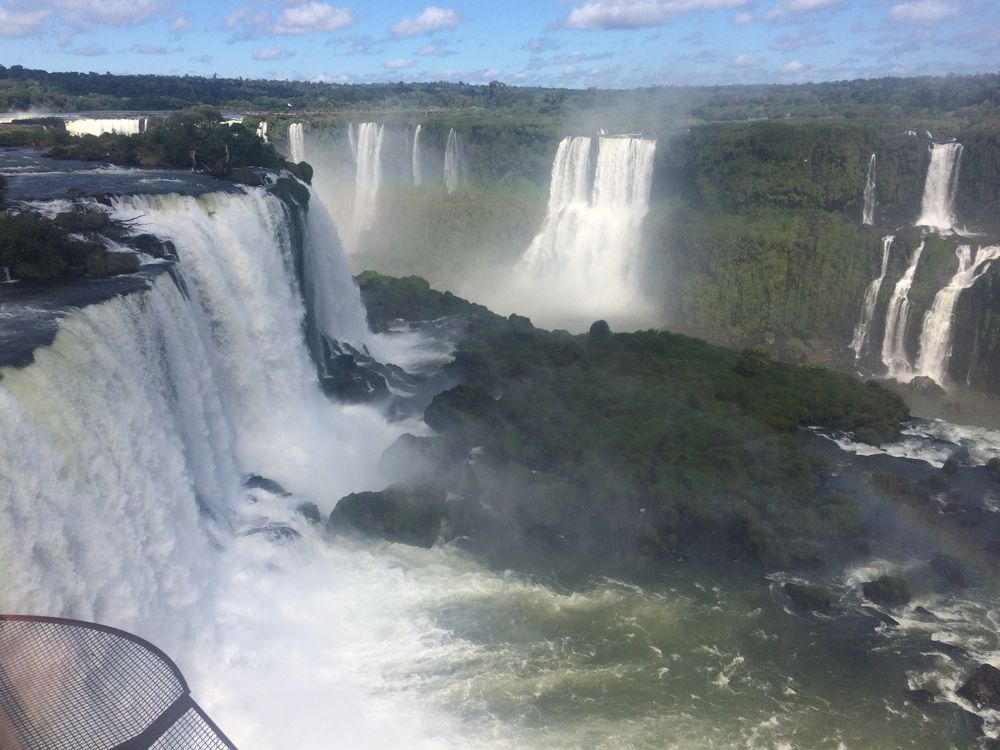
[851,235,894,359]
[881,240,925,378]
[443,128,463,194]
[256,121,268,143]
[511,135,657,328]
[348,122,385,251]
[412,124,423,186]
[914,245,1000,385]
[288,122,305,164]
[862,153,876,225]
[65,118,144,137]
[916,143,963,230]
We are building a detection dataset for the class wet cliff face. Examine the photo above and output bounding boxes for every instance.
[951,267,1000,392]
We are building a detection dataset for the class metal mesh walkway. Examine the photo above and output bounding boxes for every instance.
[0,615,237,750]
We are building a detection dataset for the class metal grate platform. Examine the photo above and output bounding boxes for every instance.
[0,615,237,750]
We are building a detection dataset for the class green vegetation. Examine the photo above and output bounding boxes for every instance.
[0,209,140,280]
[358,273,907,573]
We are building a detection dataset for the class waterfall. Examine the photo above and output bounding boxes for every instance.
[443,128,464,194]
[347,122,357,162]
[348,122,385,250]
[850,234,894,359]
[412,124,423,186]
[914,245,1000,385]
[256,120,268,143]
[880,240,925,377]
[862,153,876,225]
[916,142,963,230]
[288,122,305,164]
[513,135,657,325]
[65,118,144,137]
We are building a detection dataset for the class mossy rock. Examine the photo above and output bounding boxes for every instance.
[784,582,835,614]
[85,250,140,278]
[328,485,445,548]
[862,575,912,607]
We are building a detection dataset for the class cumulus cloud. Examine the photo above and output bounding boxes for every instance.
[274,2,352,34]
[732,52,761,66]
[383,58,416,69]
[252,46,293,60]
[782,59,806,72]
[887,0,958,22]
[765,0,842,21]
[0,7,51,37]
[731,10,754,24]
[565,0,746,30]
[169,15,192,32]
[391,6,460,38]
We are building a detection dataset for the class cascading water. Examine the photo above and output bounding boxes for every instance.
[256,121,268,143]
[443,128,464,194]
[412,124,423,186]
[850,234,894,359]
[512,134,657,327]
[881,240,925,377]
[65,118,145,137]
[914,245,1000,385]
[288,122,305,164]
[862,153,876,225]
[916,142,963,230]
[348,122,385,251]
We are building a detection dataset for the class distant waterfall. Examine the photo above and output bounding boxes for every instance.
[288,122,305,163]
[65,118,144,137]
[347,122,358,161]
[880,240,925,377]
[349,122,386,249]
[862,153,876,225]
[412,124,423,186]
[850,235,894,358]
[256,120,268,143]
[514,135,657,324]
[914,245,1000,384]
[443,128,465,194]
[916,142,963,230]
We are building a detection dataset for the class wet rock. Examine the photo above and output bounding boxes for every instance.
[129,233,177,260]
[295,502,322,525]
[861,605,899,627]
[903,688,936,706]
[328,485,445,548]
[931,553,968,588]
[931,640,971,661]
[243,523,301,543]
[783,582,834,615]
[243,474,291,496]
[957,663,1000,710]
[908,375,946,398]
[862,575,912,607]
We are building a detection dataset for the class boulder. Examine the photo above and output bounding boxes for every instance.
[783,582,834,615]
[862,575,911,607]
[243,474,291,496]
[957,664,1000,710]
[908,375,946,398]
[295,502,322,525]
[328,485,444,548]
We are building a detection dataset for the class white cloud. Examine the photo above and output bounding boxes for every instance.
[0,7,50,37]
[887,0,958,22]
[566,0,746,30]
[732,52,761,66]
[383,58,416,69]
[66,43,107,55]
[417,43,438,55]
[782,59,806,72]
[252,46,292,60]
[50,0,170,28]
[391,6,460,38]
[274,2,352,35]
[765,0,842,21]
[731,11,754,24]
[170,15,192,32]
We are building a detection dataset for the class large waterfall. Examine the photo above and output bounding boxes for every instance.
[65,118,145,137]
[512,135,657,327]
[850,234,894,358]
[880,240,925,377]
[916,142,963,230]
[349,122,386,250]
[288,122,305,163]
[914,245,1000,384]
[862,153,876,225]
[443,128,464,194]
[412,124,423,186]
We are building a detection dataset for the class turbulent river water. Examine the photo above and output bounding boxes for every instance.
[1,152,999,749]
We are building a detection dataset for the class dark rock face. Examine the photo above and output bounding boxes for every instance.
[908,375,946,397]
[295,502,322,524]
[958,664,1000,710]
[242,523,301,543]
[862,575,912,607]
[783,583,835,614]
[328,486,444,548]
[243,474,291,496]
[316,338,390,403]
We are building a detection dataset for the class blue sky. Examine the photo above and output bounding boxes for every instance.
[0,0,997,88]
